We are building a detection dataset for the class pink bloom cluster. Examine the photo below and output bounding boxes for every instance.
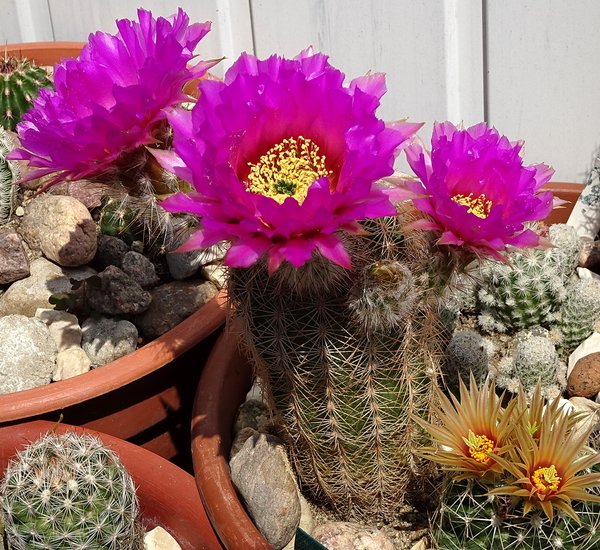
[158,49,422,272]
[404,122,555,261]
[9,8,217,186]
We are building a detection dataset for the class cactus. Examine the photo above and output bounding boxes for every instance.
[444,330,491,393]
[552,275,600,353]
[0,54,52,131]
[477,224,580,333]
[0,430,143,550]
[229,210,456,520]
[0,127,20,224]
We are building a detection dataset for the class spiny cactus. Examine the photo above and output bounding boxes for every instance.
[230,209,451,521]
[0,430,143,550]
[477,224,580,333]
[552,275,600,353]
[444,330,491,393]
[0,127,20,224]
[0,54,52,131]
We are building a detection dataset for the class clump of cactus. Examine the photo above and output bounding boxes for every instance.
[445,330,491,392]
[0,127,20,224]
[477,224,580,333]
[416,380,600,550]
[0,54,52,131]
[0,430,143,550]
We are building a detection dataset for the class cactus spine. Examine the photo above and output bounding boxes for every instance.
[0,55,52,131]
[0,127,20,224]
[230,207,468,520]
[0,430,143,550]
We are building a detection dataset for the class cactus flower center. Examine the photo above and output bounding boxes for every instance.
[247,136,332,204]
[531,465,561,494]
[452,192,493,219]
[463,430,495,463]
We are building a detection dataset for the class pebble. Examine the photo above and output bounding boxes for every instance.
[53,348,91,380]
[143,526,181,550]
[567,352,600,398]
[20,194,97,266]
[568,331,600,376]
[579,237,600,271]
[0,229,29,284]
[81,316,139,367]
[94,234,130,270]
[311,522,396,550]
[121,250,160,289]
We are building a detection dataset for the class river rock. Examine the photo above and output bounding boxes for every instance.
[20,194,97,267]
[54,348,91,380]
[35,309,83,351]
[85,265,152,316]
[0,314,57,394]
[94,234,130,270]
[567,352,600,397]
[0,257,96,317]
[311,522,396,550]
[230,433,301,550]
[134,279,218,339]
[144,526,181,550]
[81,316,139,367]
[121,250,159,289]
[0,229,29,284]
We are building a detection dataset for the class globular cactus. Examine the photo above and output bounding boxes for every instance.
[444,330,491,393]
[477,224,580,333]
[0,127,20,224]
[552,274,600,353]
[0,55,52,131]
[0,430,143,550]
[229,209,449,520]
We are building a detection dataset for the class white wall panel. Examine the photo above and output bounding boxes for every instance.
[1,0,53,43]
[486,0,600,183]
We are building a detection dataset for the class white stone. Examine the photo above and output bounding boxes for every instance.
[577,267,600,280]
[36,308,83,351]
[143,526,181,550]
[568,332,600,377]
[53,348,91,381]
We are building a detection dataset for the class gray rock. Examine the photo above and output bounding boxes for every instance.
[0,314,57,394]
[230,434,301,550]
[0,229,29,284]
[93,234,130,270]
[282,496,315,550]
[121,250,160,289]
[81,316,139,367]
[20,194,97,267]
[134,279,218,339]
[86,265,152,316]
[311,522,396,550]
[167,237,227,280]
[0,257,96,317]
[230,427,259,460]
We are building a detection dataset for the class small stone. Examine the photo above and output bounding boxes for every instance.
[53,348,91,381]
[311,522,396,550]
[81,317,139,367]
[579,237,600,270]
[20,194,97,267]
[568,332,600,376]
[234,399,272,434]
[0,229,29,284]
[567,352,600,397]
[230,434,301,550]
[230,427,258,459]
[35,309,83,351]
[121,250,160,289]
[143,526,181,550]
[93,234,130,270]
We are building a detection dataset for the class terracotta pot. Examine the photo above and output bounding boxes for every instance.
[0,420,223,550]
[0,42,227,465]
[190,183,584,550]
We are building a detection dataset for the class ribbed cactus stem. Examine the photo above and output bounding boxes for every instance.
[0,55,52,131]
[0,127,20,224]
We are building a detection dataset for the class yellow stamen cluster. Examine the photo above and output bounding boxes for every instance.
[463,430,495,463]
[246,136,332,204]
[452,192,493,219]
[531,465,561,494]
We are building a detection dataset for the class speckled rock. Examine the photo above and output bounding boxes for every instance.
[20,194,97,267]
[81,316,139,367]
[121,250,160,289]
[93,234,130,270]
[567,352,600,397]
[234,399,272,434]
[0,229,29,284]
[143,526,181,550]
[311,522,396,550]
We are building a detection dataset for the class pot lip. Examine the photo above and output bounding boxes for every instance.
[0,419,223,550]
[0,287,227,420]
[3,42,87,65]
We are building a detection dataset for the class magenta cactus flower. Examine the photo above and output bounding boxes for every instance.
[9,8,217,186]
[156,49,422,273]
[403,121,555,261]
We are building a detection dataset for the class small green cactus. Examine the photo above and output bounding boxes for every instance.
[0,430,143,550]
[0,54,53,131]
[0,127,20,224]
[477,224,580,333]
[445,330,490,393]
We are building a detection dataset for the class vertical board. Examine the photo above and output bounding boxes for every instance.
[1,0,53,43]
[486,0,600,183]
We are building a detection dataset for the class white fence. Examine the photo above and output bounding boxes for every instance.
[2,0,599,183]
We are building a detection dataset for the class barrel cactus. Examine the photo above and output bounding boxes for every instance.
[0,54,52,131]
[0,430,143,550]
[0,127,20,224]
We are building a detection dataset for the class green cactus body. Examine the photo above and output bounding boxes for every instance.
[477,224,580,333]
[435,476,600,550]
[0,55,52,131]
[230,212,456,520]
[553,276,600,353]
[0,431,142,550]
[0,127,20,224]
[445,330,490,393]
